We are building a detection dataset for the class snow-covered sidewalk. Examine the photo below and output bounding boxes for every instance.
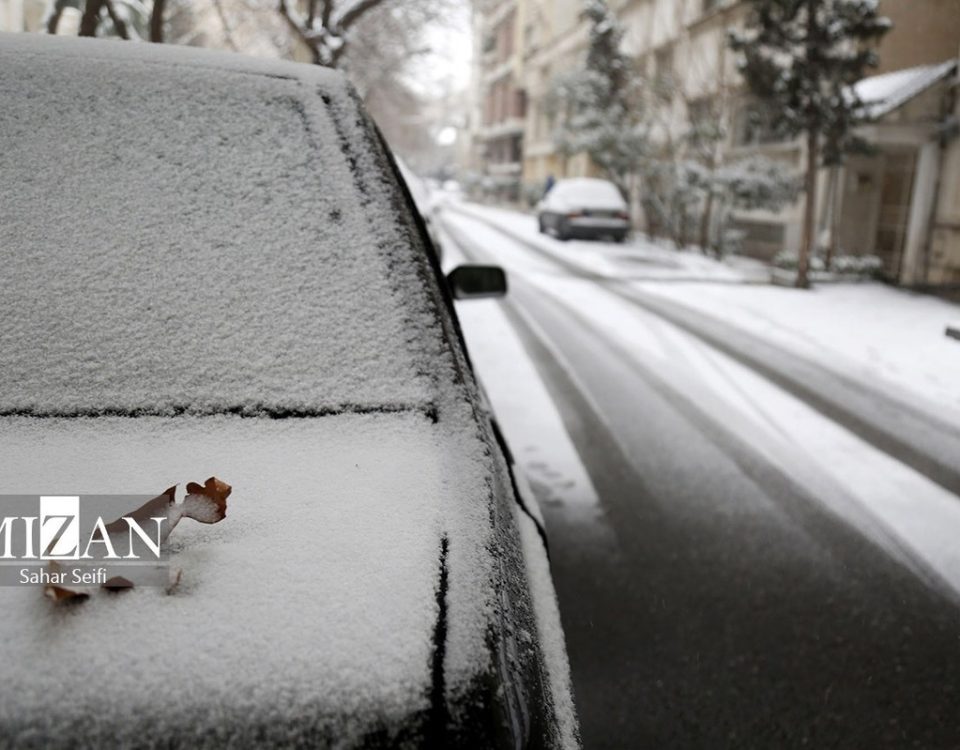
[453,201,769,283]
[641,282,960,416]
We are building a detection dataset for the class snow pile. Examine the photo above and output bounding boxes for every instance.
[0,36,442,416]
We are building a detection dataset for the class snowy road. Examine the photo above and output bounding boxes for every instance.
[437,202,960,749]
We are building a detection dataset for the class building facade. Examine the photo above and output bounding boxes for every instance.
[467,0,960,287]
[0,0,46,32]
[468,0,530,201]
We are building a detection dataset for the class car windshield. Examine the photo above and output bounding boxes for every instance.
[0,50,442,417]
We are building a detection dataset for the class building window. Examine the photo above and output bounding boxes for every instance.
[494,9,516,62]
[687,96,717,148]
[514,89,528,119]
[732,100,781,146]
[729,219,786,260]
[654,46,674,101]
[688,97,712,125]
[510,134,523,164]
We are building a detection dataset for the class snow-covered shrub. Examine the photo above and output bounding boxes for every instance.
[718,226,747,257]
[714,156,801,211]
[773,250,825,272]
[773,250,882,277]
[545,1,648,192]
[523,181,547,207]
[831,253,883,276]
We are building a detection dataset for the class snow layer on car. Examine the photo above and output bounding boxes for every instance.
[0,413,494,746]
[0,36,442,416]
[0,36,522,746]
[543,178,627,211]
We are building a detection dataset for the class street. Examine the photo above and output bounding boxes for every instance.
[438,202,960,749]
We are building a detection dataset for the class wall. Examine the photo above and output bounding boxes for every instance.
[926,78,960,284]
[876,0,960,73]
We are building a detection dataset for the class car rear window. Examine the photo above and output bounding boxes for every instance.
[0,50,445,417]
[554,179,624,206]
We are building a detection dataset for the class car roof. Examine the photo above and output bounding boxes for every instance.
[0,29,342,84]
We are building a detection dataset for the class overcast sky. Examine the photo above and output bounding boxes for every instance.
[413,1,472,98]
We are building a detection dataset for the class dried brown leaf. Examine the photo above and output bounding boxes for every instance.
[183,477,231,523]
[166,567,183,595]
[102,576,135,592]
[43,478,230,603]
[43,562,91,603]
[103,486,176,536]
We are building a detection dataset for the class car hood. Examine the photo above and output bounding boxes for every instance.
[0,412,502,747]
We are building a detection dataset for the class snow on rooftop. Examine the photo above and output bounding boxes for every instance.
[855,59,957,119]
[0,34,448,416]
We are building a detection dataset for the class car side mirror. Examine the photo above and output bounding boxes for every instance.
[446,265,507,300]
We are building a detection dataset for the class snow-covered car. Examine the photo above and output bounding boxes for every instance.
[0,34,576,749]
[537,178,630,242]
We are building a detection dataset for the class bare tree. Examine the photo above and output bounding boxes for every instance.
[150,0,166,41]
[46,0,166,41]
[276,0,390,67]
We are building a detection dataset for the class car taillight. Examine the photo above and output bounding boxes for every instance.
[616,211,629,221]
[566,211,583,219]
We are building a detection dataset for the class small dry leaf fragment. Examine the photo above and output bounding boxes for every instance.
[43,562,90,603]
[166,568,183,595]
[102,576,135,592]
[182,477,231,524]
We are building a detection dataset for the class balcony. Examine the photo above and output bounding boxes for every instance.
[476,117,526,141]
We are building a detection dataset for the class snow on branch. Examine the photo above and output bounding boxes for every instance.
[277,0,387,67]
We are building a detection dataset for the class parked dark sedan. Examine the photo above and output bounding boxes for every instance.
[0,33,578,750]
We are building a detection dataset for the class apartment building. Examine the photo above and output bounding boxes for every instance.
[521,0,592,184]
[469,0,960,287]
[468,0,530,200]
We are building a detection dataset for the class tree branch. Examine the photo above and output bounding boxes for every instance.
[338,0,386,32]
[278,0,322,64]
[46,0,68,34]
[212,0,239,51]
[78,0,104,37]
[102,0,130,39]
[149,0,166,42]
[321,0,333,30]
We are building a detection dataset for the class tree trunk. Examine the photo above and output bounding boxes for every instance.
[150,0,166,43]
[825,166,841,270]
[79,0,104,36]
[103,0,130,39]
[699,190,714,255]
[798,130,818,289]
[47,0,66,34]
